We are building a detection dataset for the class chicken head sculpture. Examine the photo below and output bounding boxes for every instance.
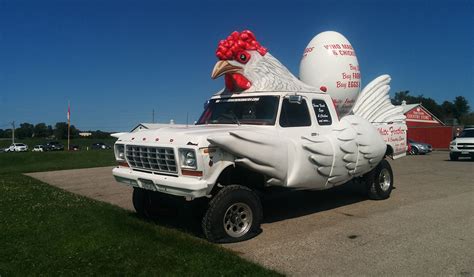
[211,30,315,93]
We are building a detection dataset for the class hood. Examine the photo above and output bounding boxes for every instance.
[116,124,275,148]
[453,137,474,143]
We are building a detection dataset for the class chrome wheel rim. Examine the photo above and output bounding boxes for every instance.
[379,168,391,191]
[223,203,253,238]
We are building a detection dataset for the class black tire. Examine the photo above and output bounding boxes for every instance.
[202,185,263,243]
[364,159,394,200]
[132,187,154,218]
[450,153,459,161]
[411,147,419,155]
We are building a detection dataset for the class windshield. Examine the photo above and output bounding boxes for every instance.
[197,96,279,125]
[459,129,474,138]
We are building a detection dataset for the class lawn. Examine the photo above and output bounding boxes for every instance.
[0,137,117,149]
[0,151,280,276]
[0,150,116,174]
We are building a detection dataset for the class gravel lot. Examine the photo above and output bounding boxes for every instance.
[27,151,473,276]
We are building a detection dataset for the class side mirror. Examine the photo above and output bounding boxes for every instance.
[288,95,303,104]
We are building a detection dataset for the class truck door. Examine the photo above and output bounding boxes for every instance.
[277,96,331,189]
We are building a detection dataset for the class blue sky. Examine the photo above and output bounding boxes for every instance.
[1,0,473,131]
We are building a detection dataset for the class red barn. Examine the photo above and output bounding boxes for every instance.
[401,102,452,149]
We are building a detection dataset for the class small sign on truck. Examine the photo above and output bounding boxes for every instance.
[112,30,407,243]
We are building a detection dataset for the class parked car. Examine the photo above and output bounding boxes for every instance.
[407,139,432,155]
[6,143,28,152]
[32,145,46,152]
[45,141,64,151]
[69,145,80,151]
[92,142,111,150]
[450,128,474,161]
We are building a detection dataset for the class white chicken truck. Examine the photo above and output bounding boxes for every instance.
[112,30,407,242]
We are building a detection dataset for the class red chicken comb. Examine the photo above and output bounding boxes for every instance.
[216,30,268,60]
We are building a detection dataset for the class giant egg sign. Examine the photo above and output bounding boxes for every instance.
[299,31,361,116]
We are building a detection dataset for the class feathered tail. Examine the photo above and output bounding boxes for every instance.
[352,75,405,123]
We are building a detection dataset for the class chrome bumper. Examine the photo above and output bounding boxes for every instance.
[112,167,210,199]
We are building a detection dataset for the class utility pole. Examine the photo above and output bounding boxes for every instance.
[67,101,71,151]
[152,109,155,123]
[11,121,15,144]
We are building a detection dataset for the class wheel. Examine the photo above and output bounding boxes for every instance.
[410,147,419,155]
[132,187,154,218]
[202,185,263,243]
[133,188,177,218]
[364,159,394,200]
[450,153,459,161]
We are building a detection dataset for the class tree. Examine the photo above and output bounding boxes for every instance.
[91,130,111,139]
[54,122,79,139]
[441,101,456,121]
[418,97,443,120]
[392,91,412,105]
[16,123,34,139]
[54,122,67,139]
[453,96,470,119]
[34,123,49,138]
[0,129,12,139]
[460,112,474,125]
[47,125,54,137]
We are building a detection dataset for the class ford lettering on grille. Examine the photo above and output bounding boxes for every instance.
[125,145,177,174]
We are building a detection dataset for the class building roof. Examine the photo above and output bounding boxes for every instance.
[400,103,420,114]
[398,101,445,125]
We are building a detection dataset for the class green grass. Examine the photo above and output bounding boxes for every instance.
[0,150,116,174]
[0,137,117,149]
[0,151,281,276]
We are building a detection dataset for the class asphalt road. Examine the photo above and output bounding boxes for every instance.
[27,151,474,276]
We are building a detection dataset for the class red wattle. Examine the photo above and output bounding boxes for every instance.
[224,73,251,91]
[232,73,251,90]
[225,74,234,91]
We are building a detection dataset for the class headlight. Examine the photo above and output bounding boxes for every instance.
[179,149,197,170]
[114,144,125,161]
[450,141,456,146]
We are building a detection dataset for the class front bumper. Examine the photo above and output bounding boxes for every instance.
[416,147,430,154]
[112,167,210,199]
[450,149,474,157]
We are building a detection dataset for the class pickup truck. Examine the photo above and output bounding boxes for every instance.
[450,128,474,160]
[112,30,407,242]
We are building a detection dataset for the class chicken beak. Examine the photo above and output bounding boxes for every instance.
[211,60,241,79]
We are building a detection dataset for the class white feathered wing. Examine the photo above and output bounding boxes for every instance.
[352,74,406,123]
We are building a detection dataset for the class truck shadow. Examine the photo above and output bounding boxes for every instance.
[133,181,370,238]
[444,158,473,162]
[261,181,368,223]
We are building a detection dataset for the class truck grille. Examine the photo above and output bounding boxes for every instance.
[125,145,177,174]
[458,143,474,150]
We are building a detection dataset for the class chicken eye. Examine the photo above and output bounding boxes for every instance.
[236,51,250,64]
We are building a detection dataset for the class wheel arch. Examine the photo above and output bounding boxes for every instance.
[385,144,394,157]
[210,164,266,195]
